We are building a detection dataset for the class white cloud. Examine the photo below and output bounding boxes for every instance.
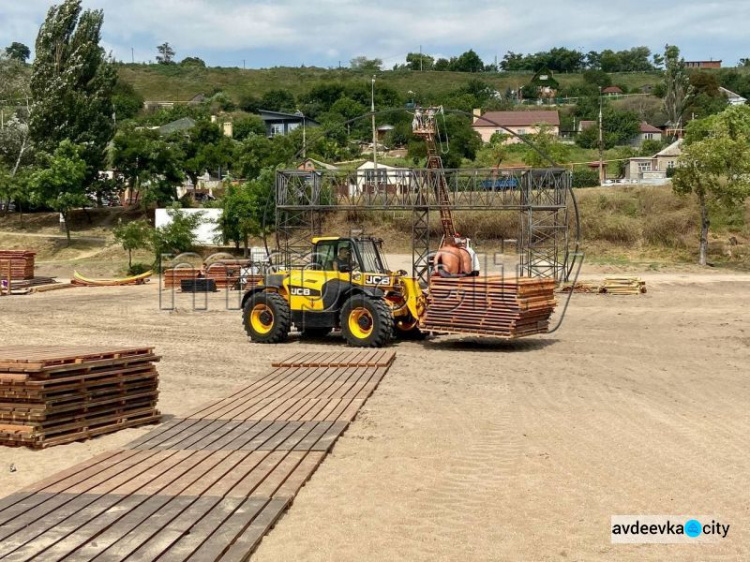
[1,0,747,66]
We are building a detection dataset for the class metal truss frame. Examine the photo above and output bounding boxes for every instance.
[274,166,575,283]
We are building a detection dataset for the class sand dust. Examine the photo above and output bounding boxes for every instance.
[0,269,748,561]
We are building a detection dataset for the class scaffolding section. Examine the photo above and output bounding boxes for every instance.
[274,167,573,283]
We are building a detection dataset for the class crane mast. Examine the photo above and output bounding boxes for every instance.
[412,107,456,240]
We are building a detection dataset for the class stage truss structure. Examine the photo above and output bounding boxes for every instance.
[274,166,577,285]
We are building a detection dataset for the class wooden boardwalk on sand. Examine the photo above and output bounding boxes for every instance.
[0,350,396,561]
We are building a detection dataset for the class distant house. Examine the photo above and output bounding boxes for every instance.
[685,60,721,69]
[143,101,175,112]
[377,124,395,143]
[525,67,560,100]
[624,139,682,182]
[630,122,663,147]
[472,110,560,143]
[188,94,207,106]
[719,87,747,106]
[258,109,319,137]
[297,158,338,172]
[354,161,413,195]
[158,117,196,135]
[602,86,623,96]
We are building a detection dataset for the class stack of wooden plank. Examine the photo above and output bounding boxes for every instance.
[0,346,161,448]
[0,251,35,280]
[602,277,647,295]
[205,261,245,289]
[162,267,201,288]
[422,276,557,338]
[560,280,601,294]
[163,263,263,290]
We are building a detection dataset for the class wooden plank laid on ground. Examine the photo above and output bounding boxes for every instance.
[0,351,398,561]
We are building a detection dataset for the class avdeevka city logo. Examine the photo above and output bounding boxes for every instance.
[611,516,730,544]
[685,519,702,538]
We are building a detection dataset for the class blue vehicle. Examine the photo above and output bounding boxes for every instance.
[480,177,519,191]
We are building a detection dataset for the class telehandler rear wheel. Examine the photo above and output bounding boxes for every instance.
[340,296,394,348]
[394,318,426,340]
[243,292,291,343]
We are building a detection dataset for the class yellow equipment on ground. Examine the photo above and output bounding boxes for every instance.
[242,236,425,347]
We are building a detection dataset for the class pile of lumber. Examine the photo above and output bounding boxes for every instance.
[602,277,647,295]
[0,346,161,448]
[162,267,201,288]
[0,251,35,280]
[422,276,557,338]
[205,261,245,289]
[163,261,263,290]
[560,280,602,294]
[560,278,647,295]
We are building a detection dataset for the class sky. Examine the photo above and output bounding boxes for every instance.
[0,0,747,69]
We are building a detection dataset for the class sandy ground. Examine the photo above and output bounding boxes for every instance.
[0,268,748,561]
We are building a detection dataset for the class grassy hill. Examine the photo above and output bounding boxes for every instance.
[117,64,663,103]
[2,186,748,277]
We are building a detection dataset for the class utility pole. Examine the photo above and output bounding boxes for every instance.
[371,75,378,185]
[243,59,246,69]
[302,114,306,159]
[599,86,604,185]
[419,45,423,71]
[131,48,135,64]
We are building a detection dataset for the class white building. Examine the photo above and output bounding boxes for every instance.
[354,161,413,195]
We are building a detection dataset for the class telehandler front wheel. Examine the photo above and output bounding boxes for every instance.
[243,292,291,343]
[340,296,394,348]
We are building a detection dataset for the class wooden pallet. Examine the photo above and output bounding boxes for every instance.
[0,351,396,560]
[0,251,35,280]
[423,276,556,338]
[0,347,161,449]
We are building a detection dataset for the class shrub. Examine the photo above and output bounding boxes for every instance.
[572,168,600,188]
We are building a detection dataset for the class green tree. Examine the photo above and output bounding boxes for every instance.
[112,80,144,121]
[522,125,569,167]
[0,57,33,208]
[450,50,484,73]
[260,89,296,113]
[113,219,152,270]
[663,45,694,131]
[232,115,266,141]
[28,141,88,242]
[4,42,30,63]
[156,42,175,64]
[151,204,204,257]
[30,0,117,190]
[686,71,728,120]
[672,106,750,265]
[349,56,382,72]
[220,168,275,254]
[405,52,434,71]
[582,69,612,88]
[180,56,205,68]
[111,126,184,207]
[434,58,450,71]
[172,120,236,189]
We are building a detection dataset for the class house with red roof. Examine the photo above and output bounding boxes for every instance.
[472,110,560,144]
[630,122,663,147]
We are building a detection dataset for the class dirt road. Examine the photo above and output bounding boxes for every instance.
[0,271,747,560]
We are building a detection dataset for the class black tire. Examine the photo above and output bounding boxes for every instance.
[243,292,291,343]
[340,295,394,348]
[299,327,333,339]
